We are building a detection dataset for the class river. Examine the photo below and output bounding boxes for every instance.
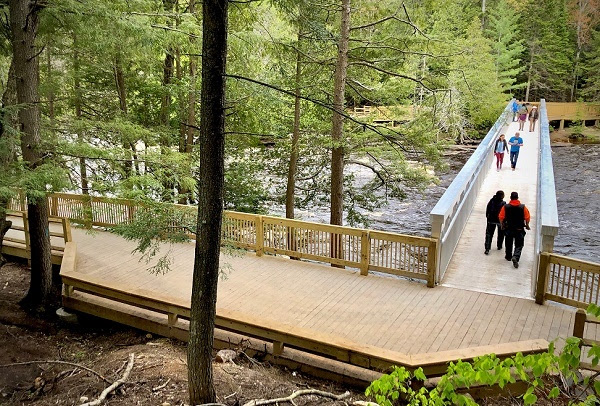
[552,143,600,263]
[272,144,600,264]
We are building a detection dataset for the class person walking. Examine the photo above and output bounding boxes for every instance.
[484,190,506,255]
[494,134,508,171]
[528,105,539,132]
[498,191,531,268]
[511,100,520,122]
[508,132,523,171]
[517,103,528,131]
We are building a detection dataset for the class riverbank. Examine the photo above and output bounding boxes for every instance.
[550,125,600,144]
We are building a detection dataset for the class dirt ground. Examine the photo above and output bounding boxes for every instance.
[0,262,363,406]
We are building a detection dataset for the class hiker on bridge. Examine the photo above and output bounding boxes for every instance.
[484,190,506,255]
[511,100,520,122]
[517,103,528,130]
[498,192,531,269]
[528,105,539,132]
[494,134,509,171]
[508,132,523,171]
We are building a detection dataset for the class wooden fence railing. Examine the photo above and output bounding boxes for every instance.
[536,252,600,308]
[8,192,437,286]
[2,210,72,265]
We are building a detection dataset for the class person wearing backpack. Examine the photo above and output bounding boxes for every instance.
[498,191,531,268]
[484,190,506,255]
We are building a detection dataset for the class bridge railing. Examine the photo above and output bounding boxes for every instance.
[536,252,600,308]
[430,101,512,283]
[8,192,437,287]
[533,99,560,300]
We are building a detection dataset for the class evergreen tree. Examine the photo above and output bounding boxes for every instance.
[485,0,526,93]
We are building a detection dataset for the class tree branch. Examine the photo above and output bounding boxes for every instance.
[0,360,109,383]
[79,353,135,406]
[242,389,350,406]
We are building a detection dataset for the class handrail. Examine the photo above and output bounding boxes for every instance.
[9,192,438,287]
[2,210,72,265]
[430,100,512,282]
[533,100,560,302]
[536,252,600,308]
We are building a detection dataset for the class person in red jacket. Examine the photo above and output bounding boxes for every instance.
[498,191,531,268]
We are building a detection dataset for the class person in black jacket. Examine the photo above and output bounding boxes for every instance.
[484,190,506,255]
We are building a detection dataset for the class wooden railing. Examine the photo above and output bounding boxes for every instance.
[9,192,437,286]
[2,210,72,265]
[573,309,600,373]
[536,252,600,308]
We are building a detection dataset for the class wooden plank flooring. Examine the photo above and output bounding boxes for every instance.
[69,227,590,355]
[442,120,539,298]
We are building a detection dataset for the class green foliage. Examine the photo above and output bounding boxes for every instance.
[366,308,600,405]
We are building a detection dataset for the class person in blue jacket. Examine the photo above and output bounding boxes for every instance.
[508,132,523,171]
[511,100,520,122]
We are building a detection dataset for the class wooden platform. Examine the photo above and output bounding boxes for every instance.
[62,227,594,362]
[442,120,539,298]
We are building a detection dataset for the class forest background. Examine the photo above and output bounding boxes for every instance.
[1,0,599,228]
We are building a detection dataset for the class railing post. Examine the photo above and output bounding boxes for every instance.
[573,309,586,339]
[62,218,72,243]
[83,194,93,228]
[50,195,58,217]
[19,190,26,211]
[22,211,30,253]
[360,231,370,276]
[427,239,438,288]
[535,252,551,304]
[430,214,443,283]
[256,215,264,257]
[127,202,135,223]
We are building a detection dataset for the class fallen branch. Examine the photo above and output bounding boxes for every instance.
[0,360,109,383]
[243,389,350,406]
[151,378,171,392]
[79,353,135,406]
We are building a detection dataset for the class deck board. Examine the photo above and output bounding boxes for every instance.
[62,226,574,355]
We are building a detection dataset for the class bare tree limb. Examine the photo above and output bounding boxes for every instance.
[242,389,350,406]
[0,360,109,383]
[78,353,135,406]
[151,24,200,39]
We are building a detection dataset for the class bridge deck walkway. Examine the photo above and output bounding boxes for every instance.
[69,226,593,355]
[442,120,538,298]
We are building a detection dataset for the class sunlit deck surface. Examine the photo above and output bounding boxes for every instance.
[442,120,539,299]
[71,227,595,355]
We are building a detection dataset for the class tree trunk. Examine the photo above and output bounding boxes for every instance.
[187,0,228,403]
[113,53,134,177]
[160,0,176,127]
[525,51,533,102]
[73,35,89,194]
[285,32,302,220]
[9,0,55,310]
[46,46,55,128]
[114,53,128,115]
[0,61,17,266]
[329,0,351,263]
[178,0,198,204]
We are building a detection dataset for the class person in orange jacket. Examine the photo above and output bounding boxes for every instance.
[498,191,531,268]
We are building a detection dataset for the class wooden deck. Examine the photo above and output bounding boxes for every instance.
[64,227,593,358]
[442,120,538,298]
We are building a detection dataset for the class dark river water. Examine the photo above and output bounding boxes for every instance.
[272,144,599,264]
[552,144,600,263]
